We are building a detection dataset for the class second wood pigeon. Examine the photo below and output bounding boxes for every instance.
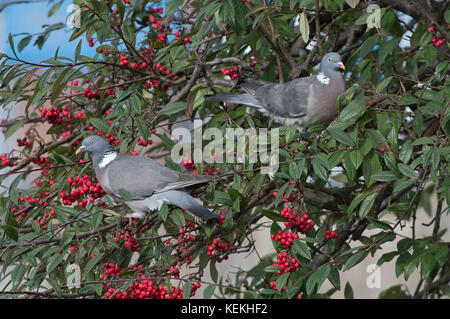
[76,135,218,220]
[205,52,346,128]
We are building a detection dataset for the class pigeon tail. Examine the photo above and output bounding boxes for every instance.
[204,93,261,108]
[180,199,219,220]
[151,189,218,220]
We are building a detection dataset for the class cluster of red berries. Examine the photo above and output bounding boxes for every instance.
[97,132,121,147]
[428,27,445,47]
[60,175,106,207]
[105,88,116,97]
[101,263,200,299]
[175,222,198,247]
[16,137,32,147]
[40,105,72,125]
[155,63,172,75]
[207,238,231,262]
[268,281,303,298]
[104,279,200,299]
[167,266,180,278]
[137,138,153,146]
[221,66,239,80]
[26,203,56,227]
[83,87,100,100]
[149,7,164,14]
[182,157,196,170]
[270,280,285,292]
[192,164,220,176]
[88,37,95,47]
[216,213,226,226]
[149,15,164,30]
[118,53,131,67]
[103,263,121,277]
[1,153,17,167]
[124,237,140,252]
[271,230,299,248]
[325,230,338,240]
[280,208,315,234]
[274,251,300,274]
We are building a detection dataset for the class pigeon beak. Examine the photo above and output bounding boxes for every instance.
[76,146,87,155]
[337,62,346,71]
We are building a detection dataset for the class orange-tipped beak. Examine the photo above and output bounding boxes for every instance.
[337,62,346,71]
[76,146,86,155]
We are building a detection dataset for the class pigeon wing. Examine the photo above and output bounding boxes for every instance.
[106,155,211,200]
[252,76,317,119]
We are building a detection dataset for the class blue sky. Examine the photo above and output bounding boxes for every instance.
[0,0,96,63]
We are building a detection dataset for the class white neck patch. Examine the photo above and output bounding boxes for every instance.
[317,72,330,85]
[98,152,118,168]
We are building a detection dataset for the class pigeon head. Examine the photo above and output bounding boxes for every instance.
[76,135,111,156]
[319,52,345,78]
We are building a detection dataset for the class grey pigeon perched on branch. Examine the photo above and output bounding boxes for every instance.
[76,135,218,220]
[205,52,346,128]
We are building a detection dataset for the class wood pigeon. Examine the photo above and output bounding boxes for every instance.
[76,135,218,220]
[205,52,346,128]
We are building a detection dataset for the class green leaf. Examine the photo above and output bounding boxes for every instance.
[182,281,192,299]
[377,251,398,266]
[420,254,436,279]
[3,225,18,241]
[8,33,18,58]
[272,17,296,38]
[293,240,311,260]
[170,209,186,226]
[328,267,341,290]
[92,211,103,229]
[18,35,32,52]
[203,284,216,299]
[118,189,132,201]
[9,173,23,205]
[74,39,82,62]
[276,272,289,292]
[344,282,354,299]
[312,156,329,181]
[347,192,371,217]
[339,96,370,122]
[46,253,65,273]
[48,0,62,17]
[159,203,169,222]
[159,101,187,116]
[85,253,104,275]
[260,209,285,222]
[327,128,355,147]
[395,253,411,277]
[358,192,377,219]
[89,117,111,133]
[398,163,418,179]
[371,171,397,181]
[306,265,330,295]
[343,251,367,271]
[4,120,25,141]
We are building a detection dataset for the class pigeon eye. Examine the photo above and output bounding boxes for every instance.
[328,58,332,62]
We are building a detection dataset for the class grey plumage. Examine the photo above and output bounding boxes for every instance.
[205,52,346,128]
[76,136,218,220]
